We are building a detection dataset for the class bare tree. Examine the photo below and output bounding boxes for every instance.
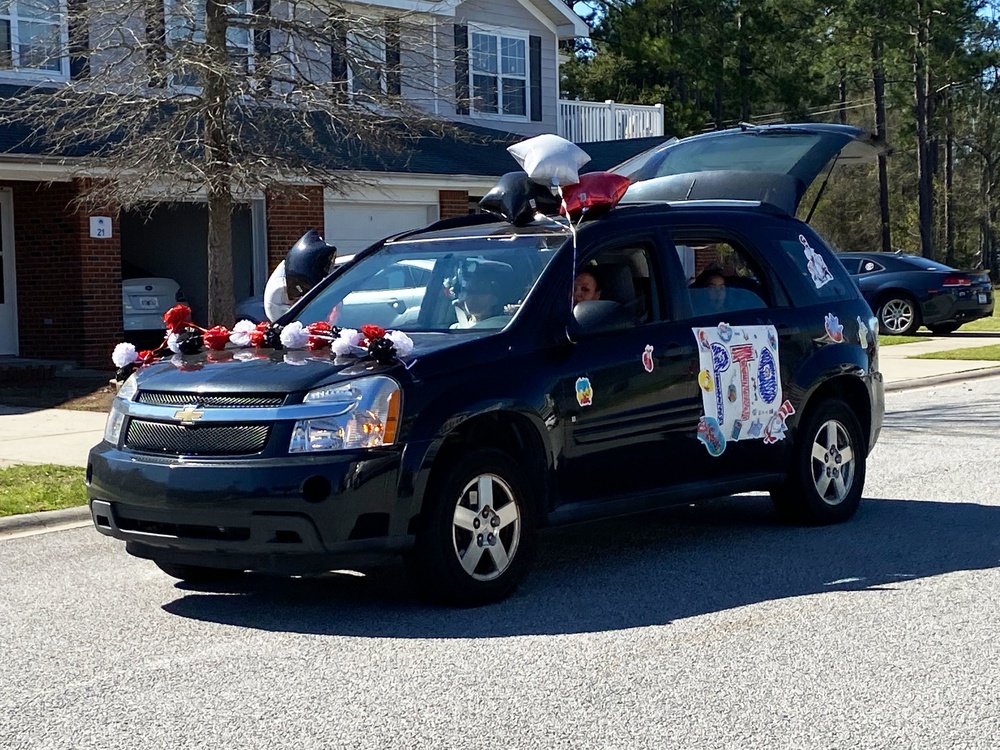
[0,0,457,325]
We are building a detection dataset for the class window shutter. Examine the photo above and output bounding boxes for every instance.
[68,0,89,79]
[385,18,400,97]
[454,24,468,115]
[529,35,542,122]
[145,1,167,88]
[331,22,348,93]
[253,0,270,96]
[253,0,270,61]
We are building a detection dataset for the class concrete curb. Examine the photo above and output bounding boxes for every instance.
[883,365,1000,392]
[0,505,91,538]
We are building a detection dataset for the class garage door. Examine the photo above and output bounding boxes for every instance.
[325,202,438,255]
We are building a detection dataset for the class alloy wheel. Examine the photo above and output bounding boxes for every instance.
[880,298,916,334]
[809,419,855,505]
[451,473,521,581]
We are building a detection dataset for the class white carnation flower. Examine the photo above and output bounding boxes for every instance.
[167,332,181,354]
[111,342,139,368]
[331,338,352,357]
[229,319,257,347]
[279,320,310,349]
[385,330,414,357]
[339,328,363,347]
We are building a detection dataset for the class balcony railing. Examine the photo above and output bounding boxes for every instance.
[558,99,664,143]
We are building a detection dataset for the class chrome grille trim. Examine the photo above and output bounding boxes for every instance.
[136,391,285,408]
[125,420,271,456]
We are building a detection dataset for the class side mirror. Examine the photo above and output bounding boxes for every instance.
[567,300,631,337]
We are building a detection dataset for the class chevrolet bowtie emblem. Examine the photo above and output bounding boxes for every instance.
[174,405,204,424]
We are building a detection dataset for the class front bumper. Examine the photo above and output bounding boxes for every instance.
[86,443,414,573]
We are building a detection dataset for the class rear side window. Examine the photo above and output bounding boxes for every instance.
[675,238,774,317]
[857,258,884,275]
[770,228,854,303]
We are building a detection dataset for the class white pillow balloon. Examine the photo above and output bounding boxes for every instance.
[508,134,591,188]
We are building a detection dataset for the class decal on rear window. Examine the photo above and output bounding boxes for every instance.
[693,324,786,453]
[801,234,834,289]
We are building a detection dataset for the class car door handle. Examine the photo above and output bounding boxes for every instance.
[388,298,406,312]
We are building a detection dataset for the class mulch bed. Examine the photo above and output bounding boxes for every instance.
[0,376,117,413]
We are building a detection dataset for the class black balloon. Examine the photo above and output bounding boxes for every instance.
[479,171,560,226]
[177,332,203,355]
[263,323,284,350]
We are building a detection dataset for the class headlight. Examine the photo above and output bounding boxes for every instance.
[289,376,401,453]
[103,374,137,445]
[117,373,138,401]
[104,401,127,445]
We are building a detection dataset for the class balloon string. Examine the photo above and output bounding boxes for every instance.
[559,185,577,314]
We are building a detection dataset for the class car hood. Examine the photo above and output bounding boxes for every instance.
[129,332,488,395]
[616,123,885,215]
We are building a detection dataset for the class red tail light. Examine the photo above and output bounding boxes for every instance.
[942,275,971,286]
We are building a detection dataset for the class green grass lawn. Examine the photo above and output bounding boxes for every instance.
[915,344,1000,361]
[879,335,924,346]
[0,464,88,518]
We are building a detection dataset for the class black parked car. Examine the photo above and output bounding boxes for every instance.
[88,123,885,606]
[838,251,994,335]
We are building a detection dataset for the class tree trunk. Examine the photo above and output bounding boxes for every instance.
[873,36,892,254]
[944,101,955,267]
[839,63,847,125]
[914,4,934,260]
[204,0,235,327]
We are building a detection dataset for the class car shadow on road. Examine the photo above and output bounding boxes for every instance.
[162,494,1000,637]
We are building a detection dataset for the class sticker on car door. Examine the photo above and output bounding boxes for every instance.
[692,323,785,453]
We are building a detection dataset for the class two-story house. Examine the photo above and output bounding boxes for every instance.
[0,0,664,369]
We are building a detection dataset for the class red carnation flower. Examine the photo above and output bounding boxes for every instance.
[255,321,270,332]
[137,349,157,364]
[203,325,231,351]
[163,304,193,333]
[248,330,265,347]
[361,324,386,341]
[306,337,327,351]
[307,321,332,335]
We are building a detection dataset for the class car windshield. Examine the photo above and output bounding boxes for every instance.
[293,230,567,332]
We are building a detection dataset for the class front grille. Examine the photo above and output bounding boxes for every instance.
[136,391,286,408]
[125,420,271,456]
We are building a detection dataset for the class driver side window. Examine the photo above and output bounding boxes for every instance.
[577,243,657,326]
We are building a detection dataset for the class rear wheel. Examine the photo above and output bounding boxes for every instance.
[877,295,921,335]
[928,322,961,335]
[771,399,866,525]
[154,561,246,584]
[407,448,536,606]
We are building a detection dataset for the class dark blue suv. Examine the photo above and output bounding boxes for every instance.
[88,124,886,605]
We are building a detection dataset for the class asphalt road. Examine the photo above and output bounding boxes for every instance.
[2,377,1000,750]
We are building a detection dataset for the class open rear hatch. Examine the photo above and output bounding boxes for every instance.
[615,123,886,216]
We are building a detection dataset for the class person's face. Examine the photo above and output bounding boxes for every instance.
[463,284,497,318]
[574,273,601,304]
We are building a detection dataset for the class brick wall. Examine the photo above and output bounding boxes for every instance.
[7,180,122,370]
[265,186,325,272]
[438,190,469,219]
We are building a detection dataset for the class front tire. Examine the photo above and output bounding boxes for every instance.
[771,399,866,525]
[877,295,921,335]
[154,561,246,584]
[407,448,536,606]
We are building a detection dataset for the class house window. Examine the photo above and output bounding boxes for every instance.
[347,31,384,96]
[469,28,526,119]
[0,0,66,74]
[165,0,256,84]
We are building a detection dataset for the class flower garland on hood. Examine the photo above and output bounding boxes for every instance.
[111,304,414,381]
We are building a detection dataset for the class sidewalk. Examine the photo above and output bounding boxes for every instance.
[876,332,1000,391]
[2,333,1000,535]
